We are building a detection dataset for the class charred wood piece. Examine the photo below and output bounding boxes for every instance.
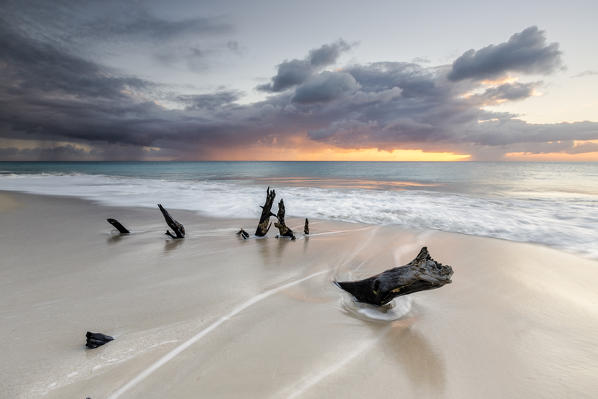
[86,331,113,349]
[304,218,309,235]
[274,199,295,240]
[255,187,276,237]
[237,228,250,239]
[107,218,130,234]
[158,204,185,239]
[335,247,453,306]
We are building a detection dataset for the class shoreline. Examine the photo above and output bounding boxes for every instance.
[1,191,597,398]
[1,188,595,261]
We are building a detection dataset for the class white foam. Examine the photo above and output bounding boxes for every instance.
[1,173,597,258]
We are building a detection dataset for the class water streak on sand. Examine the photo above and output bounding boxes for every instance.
[107,271,327,399]
[283,325,392,399]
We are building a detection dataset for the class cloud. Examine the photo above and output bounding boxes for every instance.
[2,0,232,44]
[258,40,353,92]
[571,70,598,78]
[292,72,359,104]
[448,26,562,81]
[178,91,240,110]
[0,19,597,161]
[470,82,540,105]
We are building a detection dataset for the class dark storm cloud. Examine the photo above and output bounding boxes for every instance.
[448,26,562,81]
[1,18,597,161]
[292,72,359,104]
[2,0,232,44]
[0,21,147,100]
[177,91,241,110]
[258,40,353,92]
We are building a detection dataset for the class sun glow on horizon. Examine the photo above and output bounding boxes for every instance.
[207,145,471,162]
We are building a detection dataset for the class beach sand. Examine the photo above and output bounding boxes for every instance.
[1,191,597,398]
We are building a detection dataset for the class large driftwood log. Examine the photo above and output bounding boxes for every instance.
[107,218,130,234]
[335,247,453,306]
[304,218,309,235]
[274,199,295,240]
[255,187,276,237]
[158,204,185,239]
[86,331,113,349]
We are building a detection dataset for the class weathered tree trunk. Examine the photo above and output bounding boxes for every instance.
[304,218,309,235]
[237,228,249,239]
[107,218,130,234]
[86,331,113,349]
[158,204,185,239]
[335,247,453,306]
[255,187,276,237]
[274,199,295,240]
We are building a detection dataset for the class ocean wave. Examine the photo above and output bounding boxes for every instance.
[1,173,597,258]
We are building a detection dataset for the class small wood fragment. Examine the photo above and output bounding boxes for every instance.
[107,218,130,234]
[86,331,113,349]
[237,228,249,239]
[335,247,453,306]
[304,218,309,235]
[158,204,185,239]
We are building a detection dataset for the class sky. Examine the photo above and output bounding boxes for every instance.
[1,0,597,161]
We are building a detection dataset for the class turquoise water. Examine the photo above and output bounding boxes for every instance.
[1,161,597,257]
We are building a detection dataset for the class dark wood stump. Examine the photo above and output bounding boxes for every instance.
[107,218,130,234]
[304,218,309,235]
[86,331,113,349]
[335,247,453,306]
[274,199,295,240]
[158,204,185,239]
[255,187,276,237]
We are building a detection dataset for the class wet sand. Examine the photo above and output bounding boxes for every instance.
[0,191,597,398]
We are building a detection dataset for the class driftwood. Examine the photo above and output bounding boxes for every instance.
[107,218,130,234]
[86,331,113,349]
[237,228,249,239]
[255,187,276,236]
[274,199,295,240]
[304,218,309,235]
[158,204,185,239]
[335,247,453,306]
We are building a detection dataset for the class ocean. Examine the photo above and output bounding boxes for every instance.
[0,161,597,258]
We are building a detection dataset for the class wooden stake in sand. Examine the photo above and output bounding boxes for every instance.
[158,204,185,239]
[255,187,276,237]
[237,229,250,239]
[274,199,295,240]
[335,247,453,306]
[106,218,130,234]
[304,218,309,235]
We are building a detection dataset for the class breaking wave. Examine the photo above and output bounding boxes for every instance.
[1,173,597,258]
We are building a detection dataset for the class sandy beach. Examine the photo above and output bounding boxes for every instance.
[1,191,597,398]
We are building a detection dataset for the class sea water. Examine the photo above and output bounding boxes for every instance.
[0,161,596,258]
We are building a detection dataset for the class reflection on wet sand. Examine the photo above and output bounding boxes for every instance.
[379,318,446,393]
[163,238,184,252]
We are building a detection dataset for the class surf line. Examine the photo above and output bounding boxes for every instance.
[107,270,328,399]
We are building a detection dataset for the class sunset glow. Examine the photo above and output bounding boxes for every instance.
[208,145,471,162]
